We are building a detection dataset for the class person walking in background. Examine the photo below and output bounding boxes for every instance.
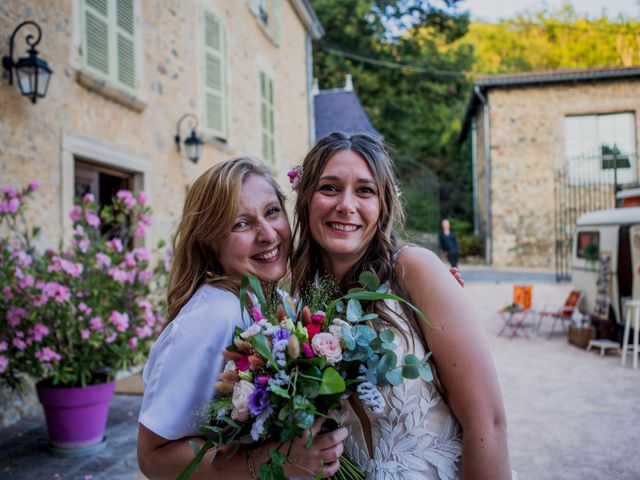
[439,217,460,268]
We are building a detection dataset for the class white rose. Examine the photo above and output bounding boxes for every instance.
[329,318,351,347]
[312,333,343,365]
[231,380,256,422]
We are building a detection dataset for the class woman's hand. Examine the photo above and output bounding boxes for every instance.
[450,267,464,287]
[282,418,348,478]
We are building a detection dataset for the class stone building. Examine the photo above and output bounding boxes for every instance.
[461,66,640,273]
[0,0,321,426]
[0,0,322,251]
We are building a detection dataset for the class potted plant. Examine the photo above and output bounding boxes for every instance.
[0,182,168,455]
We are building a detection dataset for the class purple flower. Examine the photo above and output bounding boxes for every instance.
[248,387,269,416]
[273,328,290,343]
[28,180,40,192]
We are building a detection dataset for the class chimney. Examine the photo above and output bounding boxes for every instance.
[344,74,353,92]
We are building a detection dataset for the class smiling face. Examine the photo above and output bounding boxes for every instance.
[217,173,291,283]
[309,149,381,274]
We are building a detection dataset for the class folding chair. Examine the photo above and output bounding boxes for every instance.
[498,285,533,339]
[536,290,583,338]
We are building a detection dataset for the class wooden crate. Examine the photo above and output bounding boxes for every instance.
[568,324,596,349]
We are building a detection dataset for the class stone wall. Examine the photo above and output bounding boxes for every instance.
[0,0,316,425]
[474,79,640,268]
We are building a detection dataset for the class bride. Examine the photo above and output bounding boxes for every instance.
[290,132,512,479]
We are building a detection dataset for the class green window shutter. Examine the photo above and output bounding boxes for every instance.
[81,0,138,94]
[203,10,227,140]
[260,72,275,163]
[83,0,110,76]
[116,0,136,89]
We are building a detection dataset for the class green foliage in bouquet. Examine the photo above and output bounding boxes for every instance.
[178,271,432,480]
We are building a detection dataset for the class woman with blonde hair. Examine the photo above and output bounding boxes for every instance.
[290,132,512,479]
[137,157,347,479]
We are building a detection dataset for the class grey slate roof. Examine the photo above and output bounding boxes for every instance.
[460,65,640,141]
[314,89,381,140]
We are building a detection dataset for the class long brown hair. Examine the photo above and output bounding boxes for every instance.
[291,132,406,295]
[165,157,286,325]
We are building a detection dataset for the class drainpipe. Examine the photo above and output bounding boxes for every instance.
[305,33,316,146]
[471,117,479,236]
[474,85,492,265]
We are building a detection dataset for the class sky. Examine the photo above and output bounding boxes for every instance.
[457,0,640,22]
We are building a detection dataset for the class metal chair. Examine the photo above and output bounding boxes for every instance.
[498,285,534,339]
[536,290,583,338]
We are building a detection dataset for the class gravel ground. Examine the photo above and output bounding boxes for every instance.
[465,279,640,480]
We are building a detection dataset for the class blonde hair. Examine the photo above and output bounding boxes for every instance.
[166,157,286,324]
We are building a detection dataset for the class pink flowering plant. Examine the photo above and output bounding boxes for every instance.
[179,274,431,480]
[0,182,168,389]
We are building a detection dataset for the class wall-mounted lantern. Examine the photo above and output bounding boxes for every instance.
[2,20,53,104]
[175,113,204,164]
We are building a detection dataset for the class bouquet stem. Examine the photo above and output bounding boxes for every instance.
[331,454,365,480]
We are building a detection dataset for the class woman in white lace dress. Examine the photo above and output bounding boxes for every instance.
[290,133,512,479]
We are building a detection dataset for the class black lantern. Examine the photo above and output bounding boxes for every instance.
[175,113,204,164]
[2,21,53,104]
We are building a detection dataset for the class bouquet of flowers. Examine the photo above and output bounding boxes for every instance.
[0,181,169,389]
[179,273,433,480]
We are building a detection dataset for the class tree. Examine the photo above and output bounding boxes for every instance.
[454,3,640,74]
[311,0,475,230]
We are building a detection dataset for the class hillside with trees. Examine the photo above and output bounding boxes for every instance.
[310,0,638,240]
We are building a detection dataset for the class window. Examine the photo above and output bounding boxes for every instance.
[260,71,275,163]
[202,9,227,140]
[249,0,281,43]
[81,0,139,95]
[576,231,599,260]
[564,112,637,184]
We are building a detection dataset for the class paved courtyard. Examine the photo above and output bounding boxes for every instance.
[1,268,638,479]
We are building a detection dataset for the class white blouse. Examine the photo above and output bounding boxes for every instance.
[138,285,251,440]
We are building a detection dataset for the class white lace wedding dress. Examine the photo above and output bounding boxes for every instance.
[339,298,463,480]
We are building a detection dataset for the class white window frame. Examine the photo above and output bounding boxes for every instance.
[564,112,638,185]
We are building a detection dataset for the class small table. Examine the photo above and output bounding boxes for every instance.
[587,339,621,357]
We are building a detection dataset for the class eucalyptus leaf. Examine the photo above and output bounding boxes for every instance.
[360,313,379,321]
[342,324,356,350]
[418,363,434,382]
[346,299,363,322]
[402,354,420,379]
[379,330,394,343]
[381,342,396,351]
[358,271,380,291]
[342,291,426,323]
[353,325,377,346]
[385,367,403,385]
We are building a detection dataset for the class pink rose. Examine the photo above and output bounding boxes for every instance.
[311,333,343,365]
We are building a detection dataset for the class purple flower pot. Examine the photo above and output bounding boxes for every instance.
[36,380,115,456]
